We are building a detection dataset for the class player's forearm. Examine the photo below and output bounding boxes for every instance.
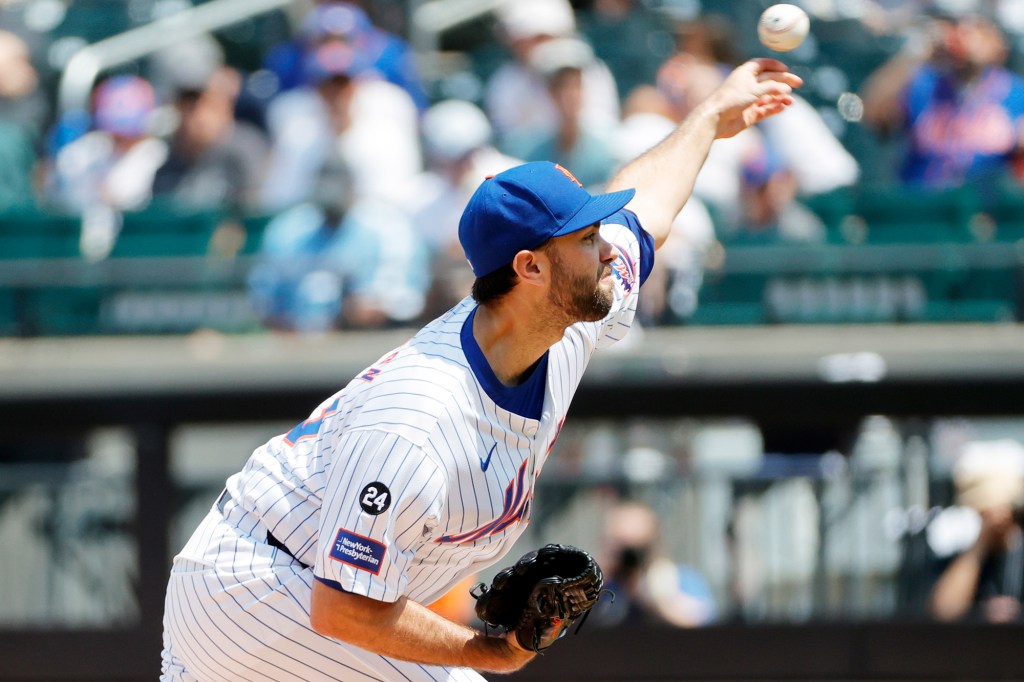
[608,60,798,250]
[860,52,921,130]
[606,103,718,250]
[310,581,532,673]
[928,546,986,621]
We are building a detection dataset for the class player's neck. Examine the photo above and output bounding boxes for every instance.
[473,301,564,386]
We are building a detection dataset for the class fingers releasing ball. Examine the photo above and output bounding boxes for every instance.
[758,4,809,52]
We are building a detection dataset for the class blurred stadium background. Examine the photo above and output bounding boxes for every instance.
[3,0,1024,680]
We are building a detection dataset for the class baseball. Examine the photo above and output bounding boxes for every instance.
[757,4,810,52]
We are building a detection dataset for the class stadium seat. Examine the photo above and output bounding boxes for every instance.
[51,0,132,43]
[688,302,766,325]
[699,271,770,303]
[975,187,1024,243]
[923,298,1017,322]
[850,186,978,244]
[693,270,770,324]
[0,206,81,259]
[110,203,224,258]
[27,287,105,336]
[802,188,855,243]
[946,267,1022,321]
[0,288,20,336]
[239,213,275,256]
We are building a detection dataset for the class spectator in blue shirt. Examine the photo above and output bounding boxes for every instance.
[862,9,1024,188]
[248,153,429,333]
[263,1,429,111]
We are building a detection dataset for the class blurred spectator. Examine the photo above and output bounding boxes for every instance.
[653,27,858,226]
[148,34,225,107]
[403,99,521,319]
[757,93,861,198]
[484,0,620,147]
[861,8,1024,188]
[0,30,43,209]
[858,0,937,37]
[577,0,674,101]
[670,13,740,68]
[261,38,421,210]
[248,152,429,333]
[504,37,617,190]
[43,75,166,259]
[730,143,827,245]
[659,13,859,198]
[45,75,165,214]
[651,54,762,229]
[151,65,269,212]
[0,29,47,137]
[590,501,716,628]
[929,440,1024,623]
[262,1,429,110]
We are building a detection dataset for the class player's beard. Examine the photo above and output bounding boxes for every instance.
[546,249,614,323]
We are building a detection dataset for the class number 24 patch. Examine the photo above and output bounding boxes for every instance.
[359,482,391,515]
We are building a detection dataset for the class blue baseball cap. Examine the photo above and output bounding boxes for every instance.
[302,39,372,85]
[93,75,156,137]
[298,2,372,43]
[458,161,635,277]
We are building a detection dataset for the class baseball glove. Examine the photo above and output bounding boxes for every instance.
[470,543,607,652]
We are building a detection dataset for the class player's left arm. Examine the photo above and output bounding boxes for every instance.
[606,58,801,250]
[310,582,535,672]
[310,427,536,672]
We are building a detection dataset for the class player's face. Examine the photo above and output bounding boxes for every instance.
[544,224,615,322]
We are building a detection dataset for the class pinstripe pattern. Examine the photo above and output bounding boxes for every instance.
[162,217,648,680]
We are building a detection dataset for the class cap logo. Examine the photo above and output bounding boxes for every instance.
[554,164,583,188]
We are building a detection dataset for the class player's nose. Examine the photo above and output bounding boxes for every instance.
[598,235,615,263]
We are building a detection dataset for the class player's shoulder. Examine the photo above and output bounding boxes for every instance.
[602,208,649,289]
[340,299,479,443]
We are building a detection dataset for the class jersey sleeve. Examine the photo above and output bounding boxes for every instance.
[315,428,445,602]
[606,209,655,286]
[585,208,655,349]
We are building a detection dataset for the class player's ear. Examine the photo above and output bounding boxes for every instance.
[511,249,547,287]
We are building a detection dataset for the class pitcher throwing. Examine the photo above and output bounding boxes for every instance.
[161,58,800,681]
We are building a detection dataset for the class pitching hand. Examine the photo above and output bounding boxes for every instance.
[706,58,803,139]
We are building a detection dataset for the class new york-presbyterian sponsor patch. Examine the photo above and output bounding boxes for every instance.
[329,528,387,574]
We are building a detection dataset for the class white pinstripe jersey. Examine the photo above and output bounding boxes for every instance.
[224,211,654,607]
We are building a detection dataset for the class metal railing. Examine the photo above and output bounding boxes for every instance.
[57,0,295,117]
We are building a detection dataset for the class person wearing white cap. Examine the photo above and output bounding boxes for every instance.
[504,37,618,191]
[484,0,620,147]
[930,440,1024,623]
[403,99,523,318]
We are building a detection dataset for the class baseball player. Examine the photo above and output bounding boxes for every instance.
[161,58,800,681]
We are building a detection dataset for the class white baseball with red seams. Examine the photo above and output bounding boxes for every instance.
[758,4,810,52]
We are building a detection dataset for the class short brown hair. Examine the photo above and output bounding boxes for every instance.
[471,263,518,305]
